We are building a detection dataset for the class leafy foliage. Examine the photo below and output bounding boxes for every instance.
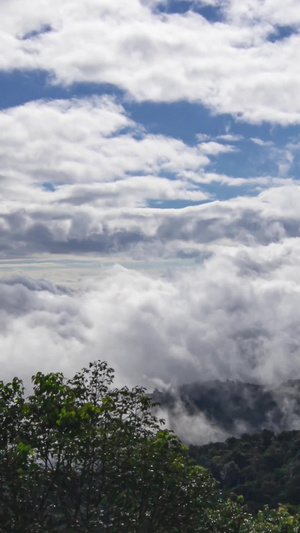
[1,362,300,532]
[0,362,221,532]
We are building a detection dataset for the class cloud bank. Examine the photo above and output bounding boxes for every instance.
[2,237,300,393]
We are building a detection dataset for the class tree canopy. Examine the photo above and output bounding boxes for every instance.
[189,429,300,513]
[1,361,300,532]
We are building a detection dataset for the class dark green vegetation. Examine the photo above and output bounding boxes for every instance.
[1,362,300,532]
[189,429,300,513]
[153,379,300,436]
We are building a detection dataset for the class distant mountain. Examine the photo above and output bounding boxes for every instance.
[152,379,300,441]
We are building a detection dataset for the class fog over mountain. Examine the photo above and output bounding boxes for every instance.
[153,379,300,444]
[3,256,300,444]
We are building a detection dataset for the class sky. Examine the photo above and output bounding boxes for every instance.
[1,0,300,403]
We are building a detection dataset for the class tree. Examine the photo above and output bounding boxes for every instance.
[0,362,222,532]
[1,361,300,532]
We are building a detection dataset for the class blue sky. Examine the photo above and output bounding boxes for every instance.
[1,0,300,406]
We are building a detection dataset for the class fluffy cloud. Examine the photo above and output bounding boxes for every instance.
[2,180,300,260]
[1,0,300,124]
[225,0,300,26]
[0,96,208,187]
[0,91,299,259]
[5,95,300,261]
[0,96,215,257]
[2,239,300,396]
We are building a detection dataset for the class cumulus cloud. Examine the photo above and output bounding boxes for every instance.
[4,94,300,261]
[0,94,300,260]
[0,96,217,257]
[0,96,210,186]
[0,97,209,186]
[1,0,300,124]
[224,0,300,26]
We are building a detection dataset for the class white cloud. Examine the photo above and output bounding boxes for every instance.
[0,96,214,258]
[250,137,273,146]
[225,0,300,26]
[276,150,294,177]
[216,133,244,142]
[0,95,209,226]
[196,133,211,142]
[0,97,208,187]
[0,91,299,260]
[1,0,300,124]
[197,141,236,155]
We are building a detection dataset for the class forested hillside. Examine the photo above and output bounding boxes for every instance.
[189,429,300,513]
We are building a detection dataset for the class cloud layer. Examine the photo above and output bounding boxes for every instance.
[2,237,300,394]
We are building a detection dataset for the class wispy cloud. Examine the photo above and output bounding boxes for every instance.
[250,137,273,146]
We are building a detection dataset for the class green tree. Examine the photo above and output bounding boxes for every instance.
[0,362,222,532]
[1,361,300,532]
